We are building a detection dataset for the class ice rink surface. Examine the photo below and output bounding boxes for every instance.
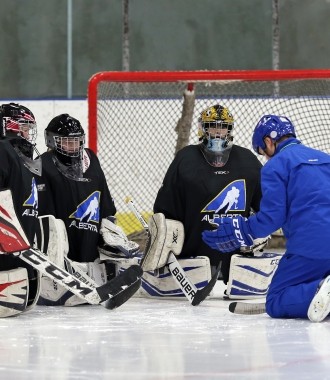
[1,281,330,380]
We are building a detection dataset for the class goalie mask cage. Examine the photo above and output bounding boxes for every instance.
[88,69,330,237]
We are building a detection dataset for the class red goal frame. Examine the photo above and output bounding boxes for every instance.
[87,69,330,153]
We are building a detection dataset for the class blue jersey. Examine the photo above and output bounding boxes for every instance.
[248,138,330,258]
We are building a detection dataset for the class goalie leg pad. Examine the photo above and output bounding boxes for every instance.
[37,215,106,307]
[119,256,211,299]
[0,268,30,317]
[225,252,282,300]
[38,259,109,307]
[0,254,40,315]
[141,213,184,271]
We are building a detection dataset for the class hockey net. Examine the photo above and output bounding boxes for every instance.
[88,70,330,245]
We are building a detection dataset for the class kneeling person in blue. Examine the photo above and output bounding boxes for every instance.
[202,114,330,322]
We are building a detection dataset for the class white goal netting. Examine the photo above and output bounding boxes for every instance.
[88,70,330,236]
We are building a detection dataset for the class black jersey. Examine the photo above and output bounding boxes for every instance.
[0,140,39,244]
[37,149,116,262]
[154,144,262,269]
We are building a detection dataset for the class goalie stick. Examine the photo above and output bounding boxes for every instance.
[21,249,142,309]
[228,301,266,315]
[0,188,142,310]
[125,197,221,306]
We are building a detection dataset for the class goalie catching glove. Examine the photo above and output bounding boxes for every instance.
[202,216,269,253]
[99,217,141,258]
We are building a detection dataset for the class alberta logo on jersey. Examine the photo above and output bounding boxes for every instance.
[22,178,38,218]
[68,191,100,232]
[201,179,246,215]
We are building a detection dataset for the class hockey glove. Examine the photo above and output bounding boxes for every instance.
[202,216,254,253]
[100,217,141,258]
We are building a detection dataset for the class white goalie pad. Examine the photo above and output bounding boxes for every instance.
[118,256,211,299]
[141,213,184,271]
[225,252,282,300]
[38,259,109,307]
[99,218,140,258]
[37,215,107,307]
[0,268,29,317]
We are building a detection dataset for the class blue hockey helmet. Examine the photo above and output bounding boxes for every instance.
[252,114,296,155]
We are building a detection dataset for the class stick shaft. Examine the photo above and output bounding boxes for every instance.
[126,199,149,230]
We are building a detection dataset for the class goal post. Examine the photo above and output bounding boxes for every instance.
[88,69,330,239]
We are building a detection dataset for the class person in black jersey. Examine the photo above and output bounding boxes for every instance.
[37,114,139,306]
[0,103,41,316]
[154,104,263,286]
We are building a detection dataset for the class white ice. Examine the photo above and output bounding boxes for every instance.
[1,281,330,380]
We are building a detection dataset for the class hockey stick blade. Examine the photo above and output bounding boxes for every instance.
[191,261,221,306]
[229,301,266,315]
[64,256,143,309]
[98,265,143,310]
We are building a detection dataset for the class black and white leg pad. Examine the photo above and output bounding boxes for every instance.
[37,215,108,306]
[37,259,109,306]
[225,252,282,299]
[0,268,31,317]
[141,213,184,271]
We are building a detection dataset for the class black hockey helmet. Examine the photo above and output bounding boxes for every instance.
[0,103,41,175]
[45,113,85,159]
[45,114,89,181]
[0,102,37,144]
